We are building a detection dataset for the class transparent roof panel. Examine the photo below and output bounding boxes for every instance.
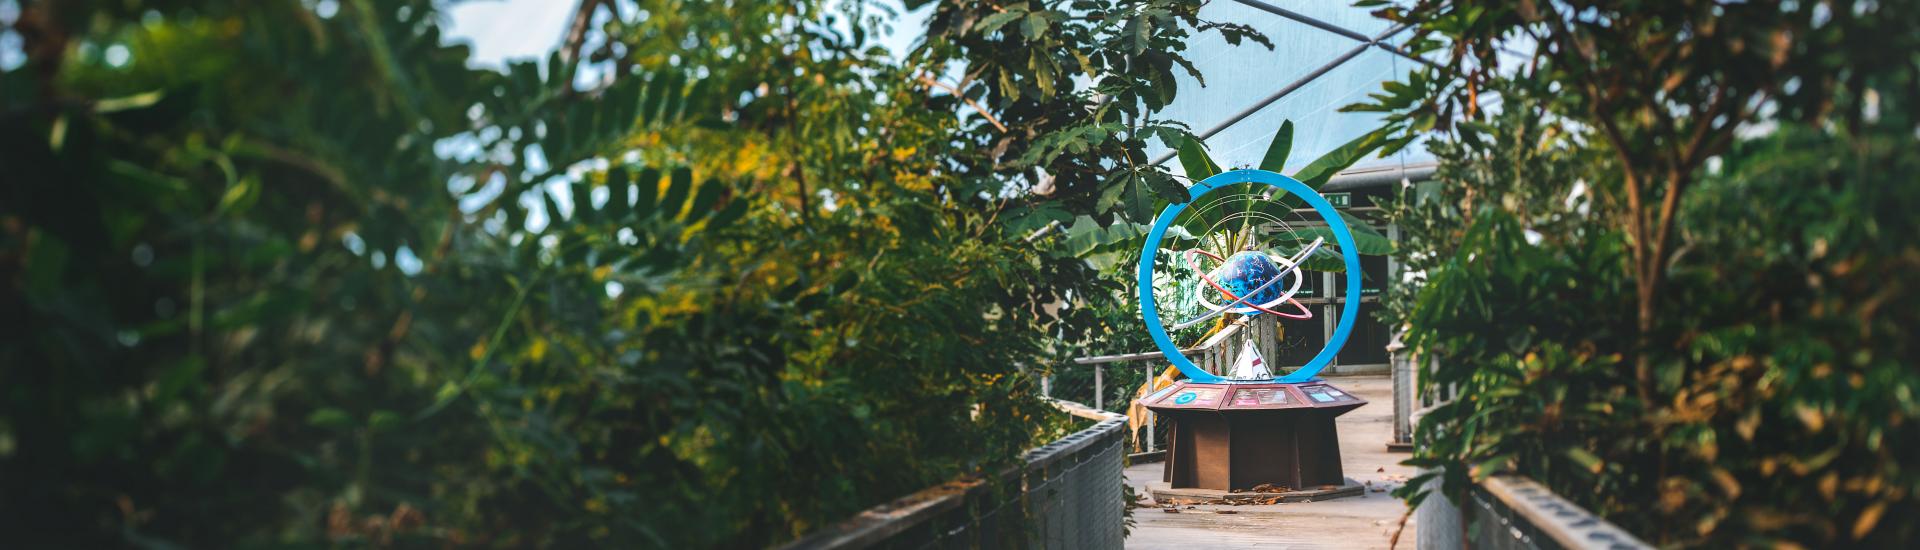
[1244,0,1400,38]
[1160,1,1378,134]
[1188,48,1410,172]
[1151,0,1433,178]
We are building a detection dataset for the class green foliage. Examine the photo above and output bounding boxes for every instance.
[1176,135,1222,181]
[1370,0,1920,393]
[920,0,1271,225]
[1257,120,1293,173]
[1395,111,1920,548]
[1054,117,1397,386]
[1290,129,1388,189]
[0,0,1249,547]
[1378,107,1597,326]
[1373,2,1920,545]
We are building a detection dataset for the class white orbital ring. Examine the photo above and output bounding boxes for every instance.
[1194,238,1318,315]
[1168,236,1324,331]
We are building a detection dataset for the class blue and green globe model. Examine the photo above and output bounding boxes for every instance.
[1206,250,1286,312]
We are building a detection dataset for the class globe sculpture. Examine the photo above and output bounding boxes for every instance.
[1176,242,1320,332]
[1138,169,1361,384]
[1134,169,1369,500]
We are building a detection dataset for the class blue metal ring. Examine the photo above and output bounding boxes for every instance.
[1135,169,1363,384]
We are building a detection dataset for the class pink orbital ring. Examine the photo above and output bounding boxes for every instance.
[1180,248,1315,320]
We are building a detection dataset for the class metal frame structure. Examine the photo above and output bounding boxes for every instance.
[1147,0,1435,166]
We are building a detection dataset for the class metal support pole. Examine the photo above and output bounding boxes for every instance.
[1389,329,1413,447]
[1042,374,1051,398]
[1094,366,1105,411]
[1323,269,1337,356]
[1144,364,1157,452]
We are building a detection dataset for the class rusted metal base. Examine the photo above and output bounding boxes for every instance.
[1140,381,1366,492]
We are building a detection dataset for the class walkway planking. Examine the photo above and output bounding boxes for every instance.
[1125,375,1417,549]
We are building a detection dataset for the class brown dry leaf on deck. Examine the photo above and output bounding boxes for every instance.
[1247,483,1291,493]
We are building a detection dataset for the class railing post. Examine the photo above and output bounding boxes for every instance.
[1144,363,1157,452]
[1041,373,1051,398]
[1093,366,1104,411]
[1389,328,1412,448]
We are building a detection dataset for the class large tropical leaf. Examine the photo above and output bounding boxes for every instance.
[1259,120,1295,173]
[1291,129,1387,188]
[1060,215,1126,256]
[1267,220,1394,255]
[1176,135,1221,182]
[1099,171,1164,222]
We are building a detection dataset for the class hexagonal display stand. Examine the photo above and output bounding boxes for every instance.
[1141,380,1365,492]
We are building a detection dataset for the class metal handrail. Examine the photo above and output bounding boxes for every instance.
[1057,321,1242,411]
[1478,476,1654,549]
[779,400,1129,550]
[1052,321,1252,455]
[1071,321,1243,366]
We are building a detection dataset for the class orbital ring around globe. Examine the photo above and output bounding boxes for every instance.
[1136,169,1363,385]
[1169,238,1322,330]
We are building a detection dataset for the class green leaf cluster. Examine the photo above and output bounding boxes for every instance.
[1378,17,1920,545]
[917,0,1270,226]
[0,0,1243,547]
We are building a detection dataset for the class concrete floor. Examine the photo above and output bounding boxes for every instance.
[1124,375,1417,549]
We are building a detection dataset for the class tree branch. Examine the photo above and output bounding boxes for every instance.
[1527,0,1662,398]
[557,0,606,92]
[1648,86,1737,286]
[918,74,1008,133]
[1532,6,1647,271]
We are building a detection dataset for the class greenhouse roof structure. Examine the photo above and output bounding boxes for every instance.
[1149,0,1437,186]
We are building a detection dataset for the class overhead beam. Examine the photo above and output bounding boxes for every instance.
[1231,0,1372,43]
[1230,0,1442,70]
[1148,23,1411,167]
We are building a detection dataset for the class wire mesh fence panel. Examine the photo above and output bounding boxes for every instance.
[1074,433,1126,548]
[818,418,1129,550]
[1026,420,1125,550]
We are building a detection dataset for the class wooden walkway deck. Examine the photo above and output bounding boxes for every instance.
[1124,376,1417,549]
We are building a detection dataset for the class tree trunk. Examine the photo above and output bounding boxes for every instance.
[1635,273,1655,400]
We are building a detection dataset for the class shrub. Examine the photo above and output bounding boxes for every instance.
[1385,65,1920,550]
